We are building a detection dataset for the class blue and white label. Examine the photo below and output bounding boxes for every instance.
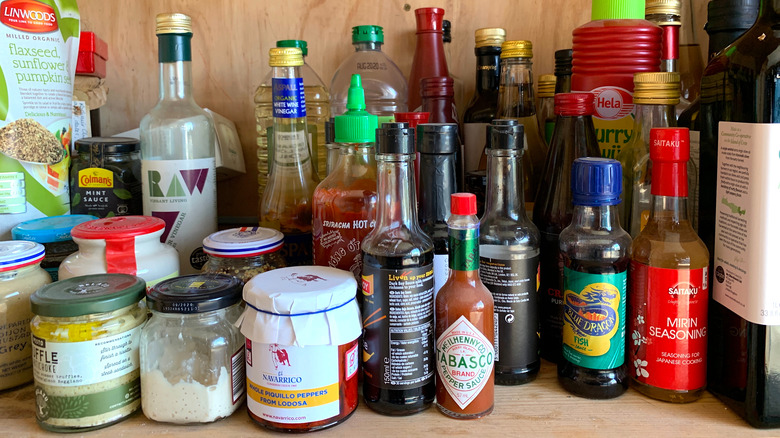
[272,78,307,118]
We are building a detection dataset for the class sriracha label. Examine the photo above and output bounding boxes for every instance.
[629,263,708,391]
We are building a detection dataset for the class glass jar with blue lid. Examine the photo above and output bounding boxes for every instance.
[202,227,286,283]
[11,214,97,280]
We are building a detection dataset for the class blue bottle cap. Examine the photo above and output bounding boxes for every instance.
[571,157,622,206]
[12,215,98,243]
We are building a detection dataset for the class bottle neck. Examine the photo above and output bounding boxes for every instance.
[634,102,677,142]
[474,46,501,95]
[497,57,537,118]
[570,204,621,232]
[375,153,418,230]
[651,161,688,199]
[157,34,194,101]
[660,24,680,72]
[354,41,382,51]
[484,148,526,220]
[554,74,571,94]
[447,213,480,275]
[421,94,457,123]
[419,152,457,226]
[649,194,689,224]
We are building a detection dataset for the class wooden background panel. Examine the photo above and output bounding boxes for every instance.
[76,0,709,220]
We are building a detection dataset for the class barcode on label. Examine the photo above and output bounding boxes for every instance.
[231,346,246,404]
[494,312,499,362]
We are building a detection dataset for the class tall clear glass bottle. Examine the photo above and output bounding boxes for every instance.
[496,40,548,214]
[361,123,435,415]
[255,40,330,204]
[479,119,540,385]
[533,92,602,364]
[140,13,216,275]
[259,47,320,266]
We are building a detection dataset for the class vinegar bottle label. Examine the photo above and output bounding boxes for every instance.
[436,315,494,409]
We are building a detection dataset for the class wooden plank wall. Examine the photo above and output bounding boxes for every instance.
[77,0,709,220]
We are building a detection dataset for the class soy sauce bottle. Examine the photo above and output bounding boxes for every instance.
[361,123,435,415]
[558,158,631,399]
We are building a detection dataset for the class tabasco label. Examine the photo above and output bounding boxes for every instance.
[629,263,708,391]
[436,315,494,410]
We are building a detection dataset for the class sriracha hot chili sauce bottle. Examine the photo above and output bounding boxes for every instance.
[558,158,631,399]
[313,74,378,282]
[361,123,435,415]
[629,127,709,402]
[436,193,495,419]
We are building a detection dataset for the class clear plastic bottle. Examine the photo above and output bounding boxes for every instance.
[255,40,330,202]
[330,25,408,117]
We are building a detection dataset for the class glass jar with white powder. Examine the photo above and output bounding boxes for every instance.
[140,274,245,423]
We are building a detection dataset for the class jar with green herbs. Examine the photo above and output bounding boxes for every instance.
[201,227,286,283]
[30,274,147,432]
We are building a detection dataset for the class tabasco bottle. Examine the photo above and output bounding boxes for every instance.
[559,157,631,399]
[259,48,320,266]
[629,127,709,403]
[361,123,435,415]
[313,74,378,282]
[435,193,495,419]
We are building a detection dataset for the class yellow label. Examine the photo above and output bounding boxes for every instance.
[247,380,339,409]
[593,115,635,160]
[78,167,114,188]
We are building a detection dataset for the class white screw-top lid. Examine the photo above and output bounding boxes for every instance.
[203,227,283,257]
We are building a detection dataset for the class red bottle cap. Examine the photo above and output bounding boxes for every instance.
[415,7,445,32]
[554,92,596,116]
[649,127,689,197]
[394,112,430,128]
[451,193,477,215]
[71,215,166,239]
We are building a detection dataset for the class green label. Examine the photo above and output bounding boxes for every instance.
[449,228,479,271]
[35,377,140,422]
[562,268,626,370]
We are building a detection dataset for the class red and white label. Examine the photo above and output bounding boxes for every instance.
[629,263,708,391]
[591,86,633,120]
[0,0,57,33]
[345,343,358,380]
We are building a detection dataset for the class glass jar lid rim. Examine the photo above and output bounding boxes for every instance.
[12,215,98,243]
[203,227,284,256]
[147,274,243,313]
[0,241,45,272]
[31,273,146,317]
[71,216,165,240]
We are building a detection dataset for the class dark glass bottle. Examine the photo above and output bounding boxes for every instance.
[409,7,449,112]
[479,119,540,385]
[533,92,602,364]
[417,123,459,299]
[554,49,573,94]
[699,0,780,427]
[361,122,435,415]
[558,157,631,399]
[420,77,461,190]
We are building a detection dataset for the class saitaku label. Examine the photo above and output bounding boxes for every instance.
[1,0,58,33]
[629,263,708,391]
[436,315,494,410]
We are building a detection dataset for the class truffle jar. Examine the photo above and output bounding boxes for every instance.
[140,274,245,424]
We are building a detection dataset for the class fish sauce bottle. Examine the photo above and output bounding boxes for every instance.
[558,157,631,399]
[361,123,435,415]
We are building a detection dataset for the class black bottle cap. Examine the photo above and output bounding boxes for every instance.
[706,0,760,34]
[554,49,573,77]
[74,136,140,154]
[417,123,459,154]
[487,119,524,151]
[442,19,452,43]
[147,273,243,313]
[377,122,414,154]
[325,117,335,144]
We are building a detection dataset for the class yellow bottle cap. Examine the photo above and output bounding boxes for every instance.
[537,74,556,98]
[269,47,304,67]
[633,72,680,105]
[155,13,192,35]
[475,28,506,48]
[645,0,682,25]
[501,40,532,59]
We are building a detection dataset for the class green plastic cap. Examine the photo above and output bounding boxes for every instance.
[277,39,308,56]
[352,25,384,44]
[591,0,646,19]
[335,74,379,144]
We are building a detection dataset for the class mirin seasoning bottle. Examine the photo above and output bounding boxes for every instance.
[140,13,217,275]
[436,193,495,419]
[629,127,709,403]
[361,123,435,415]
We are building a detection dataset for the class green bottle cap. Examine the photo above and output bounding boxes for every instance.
[277,39,308,56]
[591,0,646,19]
[352,25,384,44]
[335,74,379,144]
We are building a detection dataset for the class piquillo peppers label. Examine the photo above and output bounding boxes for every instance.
[629,263,708,391]
[436,315,494,410]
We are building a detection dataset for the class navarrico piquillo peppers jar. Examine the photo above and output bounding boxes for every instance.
[141,274,246,423]
[237,266,361,432]
[59,215,179,288]
[202,227,286,284]
[0,241,50,391]
[30,274,147,432]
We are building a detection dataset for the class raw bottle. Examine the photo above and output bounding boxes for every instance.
[259,47,320,266]
[409,7,449,112]
[699,0,780,427]
[558,157,631,399]
[331,25,408,116]
[479,119,540,385]
[140,13,216,275]
[533,92,602,364]
[537,74,556,143]
[417,123,459,299]
[496,40,548,214]
[313,74,378,282]
[255,40,330,202]
[361,123,435,415]
[572,0,662,159]
[442,19,464,119]
[629,127,709,403]
[435,193,495,419]
[463,28,506,175]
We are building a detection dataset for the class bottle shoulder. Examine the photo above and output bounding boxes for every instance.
[631,221,709,269]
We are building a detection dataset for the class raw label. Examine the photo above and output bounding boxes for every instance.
[436,315,494,409]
